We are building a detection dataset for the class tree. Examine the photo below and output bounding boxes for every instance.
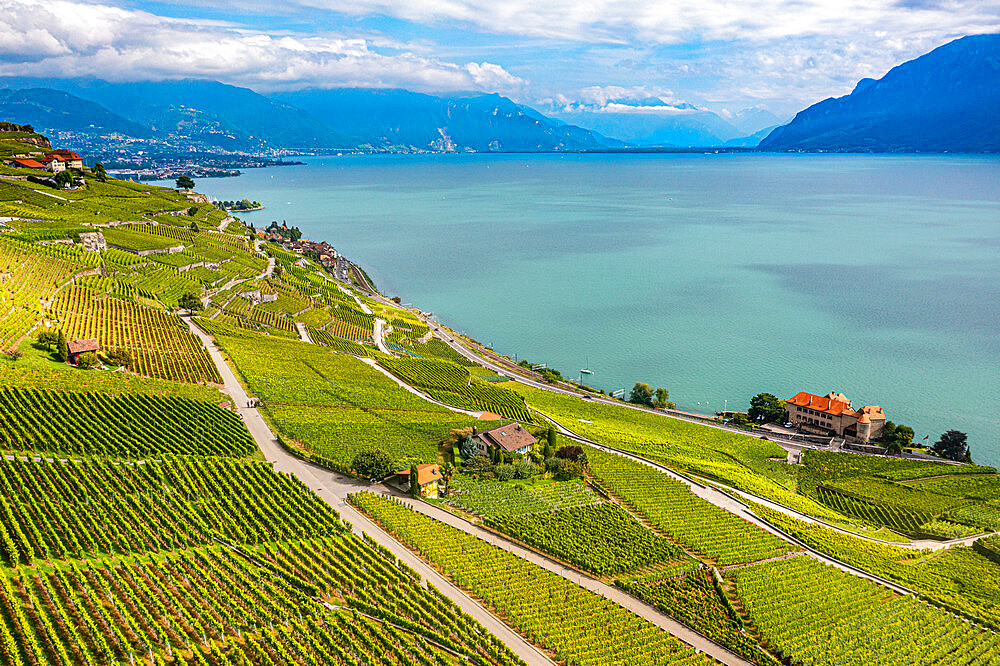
[652,387,675,409]
[351,449,395,481]
[409,465,420,498]
[629,382,654,406]
[3,349,24,362]
[55,329,69,362]
[464,455,492,473]
[54,170,74,189]
[93,162,107,182]
[933,430,970,463]
[730,412,750,427]
[494,463,515,482]
[881,421,897,443]
[895,425,915,447]
[76,351,98,369]
[439,462,455,492]
[514,460,536,479]
[555,459,584,481]
[544,428,557,458]
[555,445,583,461]
[36,330,58,350]
[458,435,478,462]
[885,439,904,456]
[175,175,195,190]
[748,393,785,423]
[104,348,132,369]
[179,292,203,312]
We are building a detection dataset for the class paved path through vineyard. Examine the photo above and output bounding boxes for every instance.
[185,315,754,665]
[183,316,556,666]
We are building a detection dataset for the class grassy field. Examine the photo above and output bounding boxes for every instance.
[201,320,482,470]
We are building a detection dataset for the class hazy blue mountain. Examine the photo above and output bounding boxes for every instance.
[724,126,779,147]
[729,107,783,136]
[0,88,154,138]
[549,98,747,147]
[0,77,618,152]
[0,77,347,150]
[272,88,620,151]
[759,34,1000,152]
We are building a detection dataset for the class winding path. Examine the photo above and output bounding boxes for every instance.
[386,494,756,666]
[181,315,555,666]
[184,314,756,665]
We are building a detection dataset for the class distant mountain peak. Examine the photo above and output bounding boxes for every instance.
[759,33,1000,153]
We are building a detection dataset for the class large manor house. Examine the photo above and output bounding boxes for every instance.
[785,391,886,443]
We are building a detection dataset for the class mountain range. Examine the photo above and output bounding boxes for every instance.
[548,98,781,147]
[1,33,996,154]
[759,34,1000,152]
[0,77,619,153]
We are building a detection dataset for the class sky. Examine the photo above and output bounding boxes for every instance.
[1,0,998,118]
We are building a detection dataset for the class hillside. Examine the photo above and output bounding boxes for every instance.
[3,118,1000,666]
[759,34,1000,152]
[0,88,155,139]
[0,77,618,152]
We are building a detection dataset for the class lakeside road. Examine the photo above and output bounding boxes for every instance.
[182,315,556,666]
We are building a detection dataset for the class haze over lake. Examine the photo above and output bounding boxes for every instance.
[189,153,1000,465]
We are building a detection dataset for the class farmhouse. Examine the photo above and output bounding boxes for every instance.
[785,391,886,443]
[46,150,83,170]
[395,464,443,499]
[67,338,100,364]
[472,423,536,457]
[12,158,45,169]
[38,155,66,173]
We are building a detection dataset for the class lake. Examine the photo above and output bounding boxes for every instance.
[180,153,1000,466]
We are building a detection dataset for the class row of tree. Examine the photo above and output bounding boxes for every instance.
[629,383,675,409]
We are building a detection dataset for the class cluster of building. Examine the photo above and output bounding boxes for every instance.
[785,391,886,443]
[393,424,539,499]
[8,149,84,172]
[259,228,353,281]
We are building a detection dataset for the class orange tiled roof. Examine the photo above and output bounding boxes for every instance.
[395,464,441,486]
[474,423,537,452]
[13,159,45,168]
[47,149,81,160]
[859,405,885,421]
[67,338,100,354]
[786,391,857,417]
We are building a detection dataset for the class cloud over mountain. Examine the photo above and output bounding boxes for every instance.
[0,0,523,93]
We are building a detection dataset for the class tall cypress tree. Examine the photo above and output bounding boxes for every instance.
[55,330,69,362]
[409,465,420,498]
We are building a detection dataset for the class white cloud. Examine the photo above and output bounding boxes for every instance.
[0,0,524,92]
[292,0,1000,47]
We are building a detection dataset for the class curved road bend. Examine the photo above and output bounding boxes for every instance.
[428,326,993,549]
[182,316,554,666]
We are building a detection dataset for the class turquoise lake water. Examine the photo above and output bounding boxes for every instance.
[183,153,1000,466]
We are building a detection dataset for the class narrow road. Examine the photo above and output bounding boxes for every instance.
[388,494,755,666]
[338,283,373,315]
[421,321,862,460]
[426,323,986,551]
[373,318,391,354]
[537,412,916,594]
[295,322,313,344]
[358,358,483,418]
[181,315,554,666]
